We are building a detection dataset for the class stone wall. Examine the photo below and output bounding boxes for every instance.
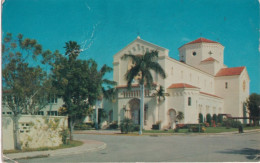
[2,115,68,150]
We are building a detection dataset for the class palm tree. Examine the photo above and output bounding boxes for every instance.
[122,50,166,134]
[176,111,184,123]
[153,85,169,123]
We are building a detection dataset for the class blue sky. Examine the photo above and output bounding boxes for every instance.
[2,0,259,93]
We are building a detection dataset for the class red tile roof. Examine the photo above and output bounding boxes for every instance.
[200,92,223,99]
[186,37,219,45]
[168,83,198,89]
[201,57,216,62]
[215,67,245,77]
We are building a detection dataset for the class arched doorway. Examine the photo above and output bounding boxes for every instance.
[128,98,140,125]
[168,109,176,129]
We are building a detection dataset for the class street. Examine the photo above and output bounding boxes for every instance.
[17,132,260,162]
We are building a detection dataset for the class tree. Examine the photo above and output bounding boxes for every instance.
[122,50,166,134]
[153,85,168,123]
[52,41,112,139]
[246,93,260,126]
[2,33,54,150]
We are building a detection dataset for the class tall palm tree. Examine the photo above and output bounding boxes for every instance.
[122,50,166,134]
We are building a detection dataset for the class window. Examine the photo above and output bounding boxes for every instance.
[48,95,58,104]
[225,82,228,89]
[7,112,12,115]
[47,111,58,116]
[188,97,192,106]
[37,111,44,115]
[2,112,5,114]
[192,51,196,56]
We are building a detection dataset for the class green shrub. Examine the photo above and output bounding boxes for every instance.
[74,123,93,130]
[206,114,212,126]
[174,126,179,132]
[231,120,242,128]
[120,118,134,134]
[152,124,159,130]
[109,121,118,129]
[199,113,203,123]
[213,114,217,124]
[133,125,140,131]
[218,114,223,124]
[223,118,242,128]
[59,129,69,144]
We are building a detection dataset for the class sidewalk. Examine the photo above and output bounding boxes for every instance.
[3,139,106,161]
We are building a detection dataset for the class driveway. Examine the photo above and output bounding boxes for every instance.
[17,132,260,162]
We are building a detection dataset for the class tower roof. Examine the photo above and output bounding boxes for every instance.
[186,37,219,45]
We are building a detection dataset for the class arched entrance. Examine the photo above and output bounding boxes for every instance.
[168,109,176,129]
[128,98,140,125]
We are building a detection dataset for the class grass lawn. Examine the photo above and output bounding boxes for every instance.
[3,140,83,154]
[141,126,260,134]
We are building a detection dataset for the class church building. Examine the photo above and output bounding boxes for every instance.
[104,36,250,129]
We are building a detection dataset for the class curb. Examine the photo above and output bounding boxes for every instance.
[4,140,106,160]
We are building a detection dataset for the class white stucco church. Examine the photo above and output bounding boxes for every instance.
[103,37,250,129]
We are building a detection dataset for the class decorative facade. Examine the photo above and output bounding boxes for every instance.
[103,37,250,129]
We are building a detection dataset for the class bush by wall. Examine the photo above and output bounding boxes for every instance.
[218,114,223,124]
[109,121,118,129]
[223,118,242,128]
[206,114,212,126]
[74,123,93,130]
[120,118,134,134]
[152,124,159,130]
[199,113,203,123]
[213,114,217,124]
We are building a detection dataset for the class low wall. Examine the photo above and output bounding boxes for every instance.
[2,115,68,150]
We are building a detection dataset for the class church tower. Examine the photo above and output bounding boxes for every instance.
[178,38,226,75]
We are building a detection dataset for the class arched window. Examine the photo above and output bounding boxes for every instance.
[188,97,192,106]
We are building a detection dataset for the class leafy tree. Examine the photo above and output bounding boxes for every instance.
[122,50,166,134]
[246,93,260,125]
[2,33,54,150]
[52,41,113,139]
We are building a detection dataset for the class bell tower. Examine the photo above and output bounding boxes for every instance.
[178,37,225,75]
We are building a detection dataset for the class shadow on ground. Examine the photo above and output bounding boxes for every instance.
[218,148,260,161]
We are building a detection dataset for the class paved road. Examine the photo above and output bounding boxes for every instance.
[17,132,260,162]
